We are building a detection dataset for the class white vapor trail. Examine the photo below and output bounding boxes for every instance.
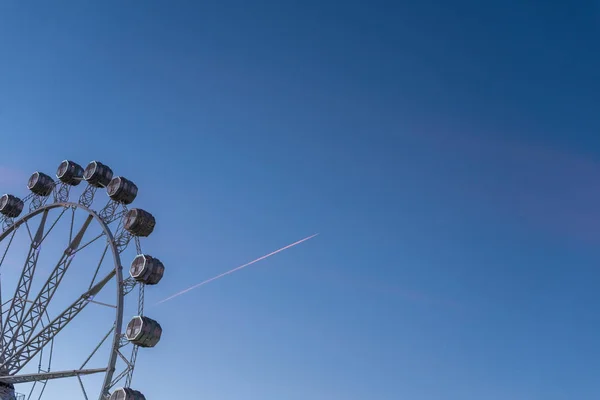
[155,233,319,305]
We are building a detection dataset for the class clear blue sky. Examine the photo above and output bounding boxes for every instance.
[0,1,599,399]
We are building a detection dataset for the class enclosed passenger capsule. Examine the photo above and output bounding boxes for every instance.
[109,388,146,400]
[83,161,113,187]
[56,160,84,186]
[107,177,138,204]
[124,209,155,237]
[130,254,164,285]
[125,316,162,348]
[27,172,54,196]
[0,194,23,218]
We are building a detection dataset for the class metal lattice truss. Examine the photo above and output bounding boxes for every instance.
[0,161,161,400]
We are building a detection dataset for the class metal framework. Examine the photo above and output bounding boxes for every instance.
[0,160,162,400]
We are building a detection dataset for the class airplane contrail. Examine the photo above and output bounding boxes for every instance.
[155,233,319,305]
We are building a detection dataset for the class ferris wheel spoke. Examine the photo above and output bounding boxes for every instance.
[3,270,116,373]
[77,374,90,400]
[90,300,116,309]
[39,206,69,244]
[1,211,49,359]
[23,220,33,243]
[89,244,109,290]
[0,300,10,315]
[71,232,107,257]
[0,228,18,349]
[80,326,115,370]
[0,367,107,385]
[0,228,18,271]
[6,215,95,362]
[68,206,75,244]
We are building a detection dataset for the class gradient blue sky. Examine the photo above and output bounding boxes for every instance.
[0,1,599,399]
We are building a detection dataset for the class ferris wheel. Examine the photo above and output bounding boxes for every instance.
[0,160,164,400]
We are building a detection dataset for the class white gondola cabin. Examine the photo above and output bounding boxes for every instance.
[83,161,113,188]
[109,387,146,400]
[125,316,162,348]
[56,160,84,186]
[0,194,23,218]
[27,172,54,196]
[124,209,155,237]
[130,254,164,285]
[107,177,138,204]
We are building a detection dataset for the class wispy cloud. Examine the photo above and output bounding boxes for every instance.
[317,266,465,311]
[420,131,600,244]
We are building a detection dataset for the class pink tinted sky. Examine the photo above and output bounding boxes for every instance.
[416,130,600,245]
[0,166,27,191]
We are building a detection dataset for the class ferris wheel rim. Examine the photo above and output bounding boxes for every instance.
[0,200,124,399]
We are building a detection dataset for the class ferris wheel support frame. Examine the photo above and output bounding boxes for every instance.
[0,201,124,399]
[0,159,163,400]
